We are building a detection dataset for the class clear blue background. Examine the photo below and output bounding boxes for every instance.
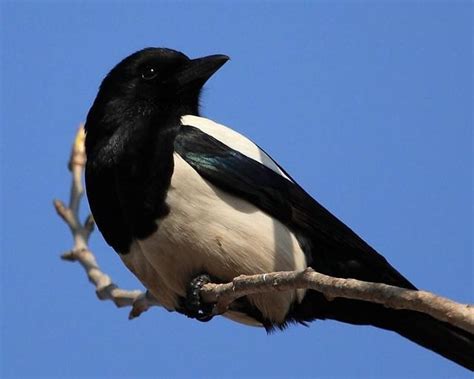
[1,1,472,378]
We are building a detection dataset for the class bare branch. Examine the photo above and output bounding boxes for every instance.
[56,126,158,319]
[200,269,474,334]
[56,125,474,334]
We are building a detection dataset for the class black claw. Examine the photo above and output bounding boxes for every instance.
[179,273,215,322]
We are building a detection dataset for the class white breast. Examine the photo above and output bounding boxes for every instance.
[121,117,307,325]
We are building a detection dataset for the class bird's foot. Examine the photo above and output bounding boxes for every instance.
[179,274,215,322]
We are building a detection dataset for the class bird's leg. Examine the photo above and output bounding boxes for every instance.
[179,273,215,322]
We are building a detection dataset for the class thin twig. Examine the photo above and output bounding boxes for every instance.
[54,126,158,319]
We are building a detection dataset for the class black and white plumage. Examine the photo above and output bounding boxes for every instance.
[84,48,473,369]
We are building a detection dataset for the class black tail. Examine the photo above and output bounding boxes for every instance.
[292,292,474,371]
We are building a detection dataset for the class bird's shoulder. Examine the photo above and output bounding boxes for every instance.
[179,115,292,181]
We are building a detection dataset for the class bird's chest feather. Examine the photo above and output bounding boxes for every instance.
[122,153,307,323]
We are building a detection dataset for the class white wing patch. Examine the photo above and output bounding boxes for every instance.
[180,115,292,181]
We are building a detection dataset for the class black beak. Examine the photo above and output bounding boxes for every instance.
[173,54,229,93]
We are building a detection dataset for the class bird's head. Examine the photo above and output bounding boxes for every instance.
[84,48,229,142]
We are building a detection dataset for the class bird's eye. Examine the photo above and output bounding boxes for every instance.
[141,67,158,80]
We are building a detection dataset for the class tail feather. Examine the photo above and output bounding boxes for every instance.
[292,291,474,371]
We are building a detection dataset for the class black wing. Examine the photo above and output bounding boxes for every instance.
[175,125,415,289]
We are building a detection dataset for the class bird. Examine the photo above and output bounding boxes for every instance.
[84,47,473,370]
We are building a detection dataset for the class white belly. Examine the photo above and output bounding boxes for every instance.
[121,115,308,325]
[122,154,307,325]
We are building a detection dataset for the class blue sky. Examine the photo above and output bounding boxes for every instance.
[1,1,472,378]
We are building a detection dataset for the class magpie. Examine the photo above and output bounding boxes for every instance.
[84,47,473,369]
